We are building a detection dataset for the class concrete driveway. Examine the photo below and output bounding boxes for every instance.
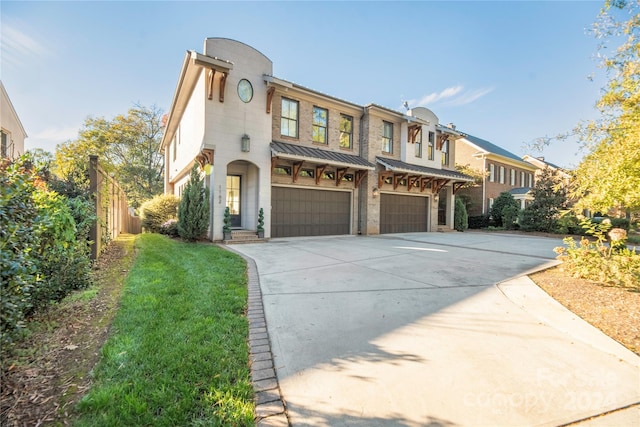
[232,232,640,427]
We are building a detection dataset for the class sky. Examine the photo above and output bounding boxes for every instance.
[1,1,610,169]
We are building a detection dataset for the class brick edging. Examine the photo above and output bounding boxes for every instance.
[219,244,290,426]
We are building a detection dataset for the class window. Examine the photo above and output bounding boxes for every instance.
[489,164,495,182]
[1,130,7,158]
[382,121,393,153]
[312,106,328,144]
[427,131,435,160]
[339,115,353,148]
[528,173,533,187]
[520,171,525,187]
[499,166,505,184]
[489,198,494,210]
[281,98,299,138]
[441,140,449,165]
[510,169,516,186]
[415,129,422,158]
[274,166,291,175]
[300,169,314,178]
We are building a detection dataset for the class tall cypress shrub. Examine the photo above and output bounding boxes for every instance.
[454,197,468,231]
[177,164,209,241]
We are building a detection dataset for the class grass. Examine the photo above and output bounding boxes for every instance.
[75,233,254,426]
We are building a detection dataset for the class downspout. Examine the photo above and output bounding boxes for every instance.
[482,155,486,214]
[357,106,366,235]
[209,165,215,241]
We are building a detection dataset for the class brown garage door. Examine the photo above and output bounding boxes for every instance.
[380,193,430,234]
[271,187,351,237]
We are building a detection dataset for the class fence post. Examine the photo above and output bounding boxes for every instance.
[88,155,99,260]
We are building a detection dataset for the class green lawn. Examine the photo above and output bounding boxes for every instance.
[76,233,254,426]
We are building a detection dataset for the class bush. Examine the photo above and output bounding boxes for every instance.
[454,198,468,231]
[490,192,519,227]
[160,218,179,237]
[140,194,179,233]
[554,218,639,289]
[468,215,489,229]
[1,156,93,348]
[502,205,519,230]
[178,164,210,241]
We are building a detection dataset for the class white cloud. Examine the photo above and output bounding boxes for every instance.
[26,125,79,153]
[405,85,494,109]
[1,23,47,68]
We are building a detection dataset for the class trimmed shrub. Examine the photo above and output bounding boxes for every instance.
[490,192,519,227]
[178,164,210,241]
[468,215,489,229]
[454,197,468,231]
[160,218,179,237]
[140,194,180,233]
[502,205,520,230]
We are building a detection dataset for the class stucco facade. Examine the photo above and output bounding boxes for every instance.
[161,38,473,241]
[0,81,27,160]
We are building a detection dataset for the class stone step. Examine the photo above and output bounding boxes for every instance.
[224,229,267,244]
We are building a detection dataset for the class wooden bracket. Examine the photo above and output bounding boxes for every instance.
[408,125,421,144]
[393,173,407,190]
[196,148,214,168]
[355,170,367,189]
[266,86,275,114]
[336,168,348,186]
[407,175,419,190]
[208,69,216,100]
[315,165,327,185]
[420,177,434,192]
[219,72,228,103]
[292,161,303,183]
[271,157,277,174]
[453,182,466,194]
[432,179,450,194]
[437,134,449,151]
[378,171,392,189]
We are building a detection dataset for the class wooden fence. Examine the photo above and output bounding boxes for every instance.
[88,155,141,259]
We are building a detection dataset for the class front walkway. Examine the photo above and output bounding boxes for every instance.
[232,232,640,426]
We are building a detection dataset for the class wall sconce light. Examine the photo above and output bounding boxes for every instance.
[372,187,379,198]
[241,134,250,152]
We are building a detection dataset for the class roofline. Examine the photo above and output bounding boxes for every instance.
[0,81,28,138]
[376,157,475,182]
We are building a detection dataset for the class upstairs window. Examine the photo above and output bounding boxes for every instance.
[489,164,495,182]
[312,106,328,144]
[339,114,353,148]
[382,121,393,153]
[510,169,516,186]
[528,173,533,187]
[520,171,525,187]
[415,129,422,158]
[427,131,435,160]
[2,130,8,158]
[499,166,505,184]
[281,98,299,138]
[441,140,449,166]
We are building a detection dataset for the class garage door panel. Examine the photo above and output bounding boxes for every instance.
[272,187,351,238]
[380,194,429,234]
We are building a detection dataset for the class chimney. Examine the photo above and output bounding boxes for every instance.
[537,156,545,161]
[446,123,456,130]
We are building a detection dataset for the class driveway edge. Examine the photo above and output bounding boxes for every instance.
[220,245,290,427]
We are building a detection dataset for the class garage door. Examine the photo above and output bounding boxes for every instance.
[380,193,429,234]
[271,187,351,238]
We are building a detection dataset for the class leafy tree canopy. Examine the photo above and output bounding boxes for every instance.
[531,0,640,213]
[54,104,164,208]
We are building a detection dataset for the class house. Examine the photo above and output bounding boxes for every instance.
[522,155,571,183]
[455,132,538,216]
[160,38,473,241]
[0,81,27,160]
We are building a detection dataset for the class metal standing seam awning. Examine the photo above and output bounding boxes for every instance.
[270,140,375,188]
[376,157,475,194]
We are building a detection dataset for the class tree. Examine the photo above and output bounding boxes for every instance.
[177,164,209,241]
[490,192,520,227]
[454,197,468,231]
[520,168,569,232]
[54,104,164,208]
[531,1,640,214]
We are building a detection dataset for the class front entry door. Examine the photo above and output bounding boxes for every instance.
[226,175,241,228]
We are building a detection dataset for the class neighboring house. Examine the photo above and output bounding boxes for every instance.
[522,155,572,183]
[455,133,538,216]
[0,81,27,160]
[160,38,473,241]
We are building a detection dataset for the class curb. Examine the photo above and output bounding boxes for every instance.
[220,245,290,426]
